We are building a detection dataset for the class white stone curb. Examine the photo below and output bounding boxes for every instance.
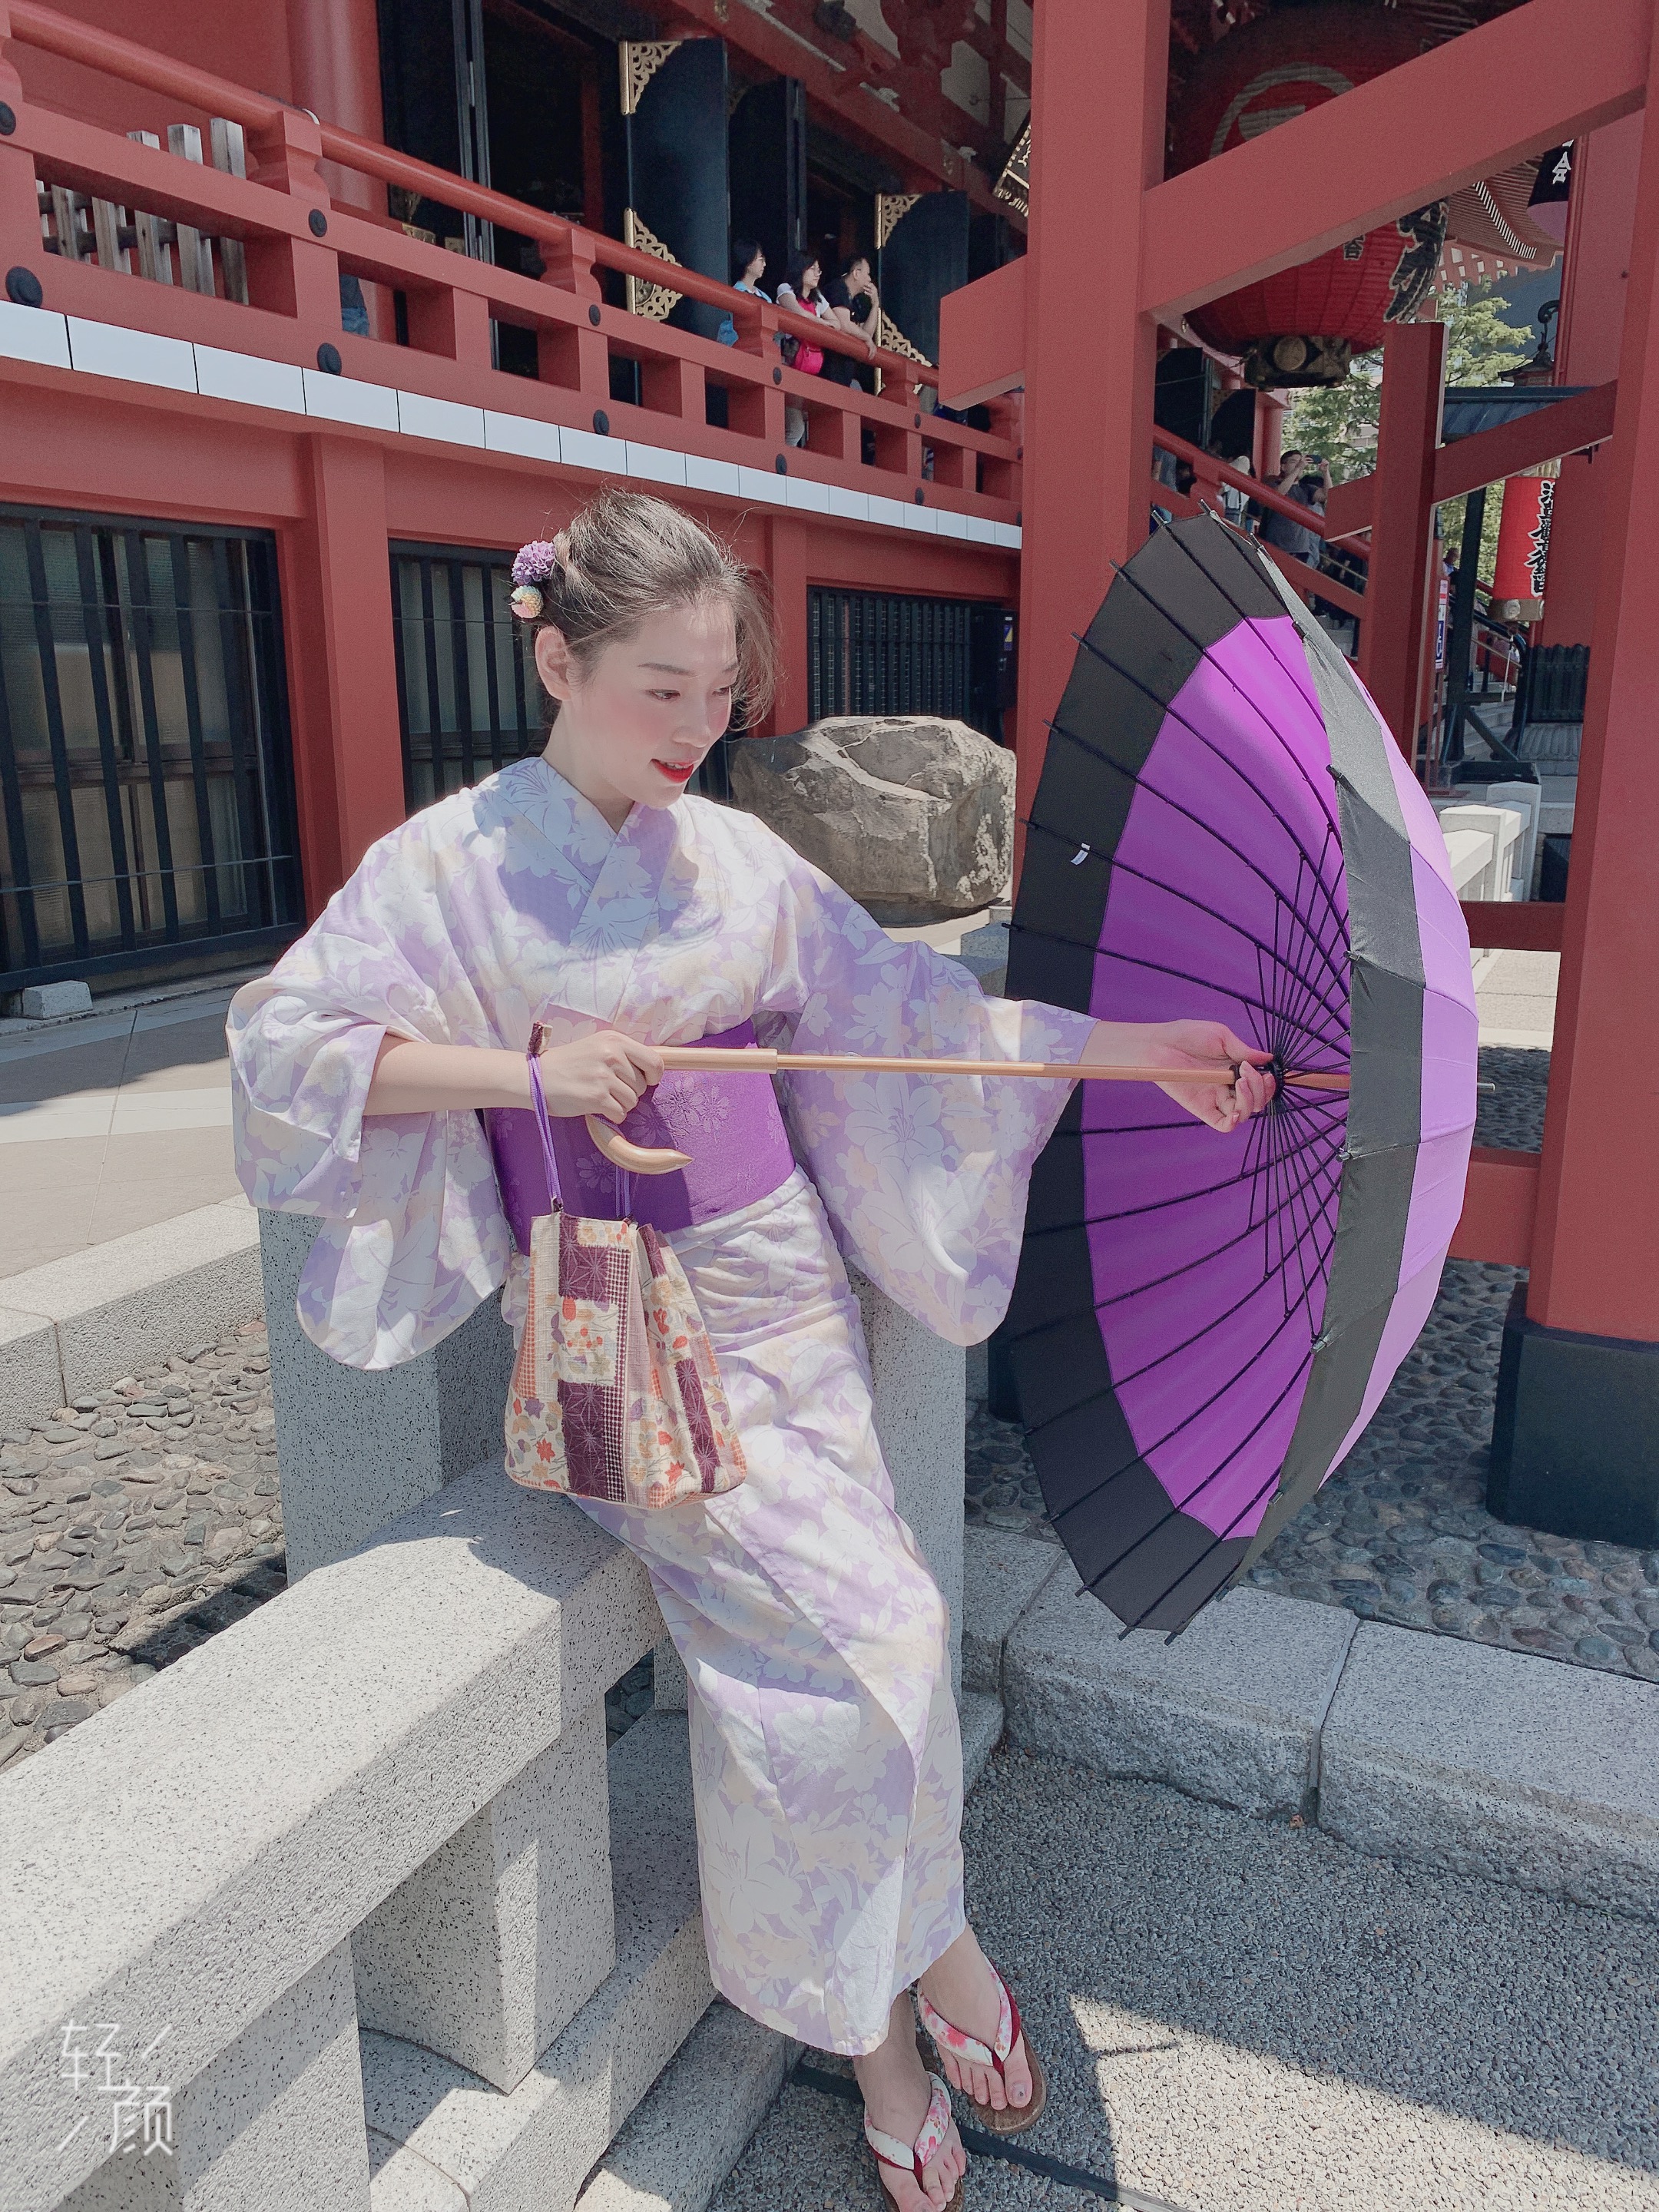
[0,1195,262,1430]
[971,1527,1659,1922]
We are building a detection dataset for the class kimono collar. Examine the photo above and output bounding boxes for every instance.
[497,753,688,1024]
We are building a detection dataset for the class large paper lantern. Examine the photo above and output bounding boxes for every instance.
[1169,5,1446,386]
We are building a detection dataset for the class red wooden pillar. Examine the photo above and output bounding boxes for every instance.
[279,440,407,913]
[1488,43,1659,1546]
[1357,320,1445,759]
[1013,0,1169,869]
[766,516,810,737]
[1540,114,1643,649]
[1528,84,1659,1339]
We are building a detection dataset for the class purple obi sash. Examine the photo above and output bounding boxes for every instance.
[483,1019,796,1250]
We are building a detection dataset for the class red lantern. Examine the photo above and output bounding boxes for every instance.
[1491,468,1555,621]
[1168,6,1447,386]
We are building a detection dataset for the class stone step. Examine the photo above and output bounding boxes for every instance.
[1004,1570,1356,1820]
[366,1712,714,2212]
[574,2001,796,2212]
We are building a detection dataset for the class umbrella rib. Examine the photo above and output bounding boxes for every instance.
[1079,577,1349,909]
[1041,833,1353,1036]
[1063,1336,1320,1608]
[1036,717,1350,999]
[1101,1212,1339,1396]
[1113,1447,1296,1634]
[1049,661,1350,969]
[1059,1117,1345,1229]
[1019,1118,1344,1314]
[1122,528,1355,842]
[1270,858,1349,1051]
[1014,919,1353,1058]
[1263,1103,1330,1325]
[1052,1132,1353,1256]
[1039,1114,1353,1273]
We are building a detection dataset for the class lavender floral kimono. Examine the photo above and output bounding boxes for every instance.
[228,757,1094,2055]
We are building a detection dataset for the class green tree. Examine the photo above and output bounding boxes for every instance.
[1281,284,1532,578]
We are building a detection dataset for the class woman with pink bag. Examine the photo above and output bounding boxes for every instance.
[228,491,1269,2210]
[774,250,833,446]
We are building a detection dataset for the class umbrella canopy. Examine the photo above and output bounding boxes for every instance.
[1004,515,1478,1633]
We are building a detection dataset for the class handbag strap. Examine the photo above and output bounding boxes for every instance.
[525,1025,563,1213]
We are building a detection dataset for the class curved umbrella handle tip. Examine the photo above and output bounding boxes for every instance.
[583,1115,693,1176]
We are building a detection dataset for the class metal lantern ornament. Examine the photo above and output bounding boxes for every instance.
[1168,5,1447,387]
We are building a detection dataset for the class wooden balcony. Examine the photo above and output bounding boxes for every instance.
[0,1,1022,537]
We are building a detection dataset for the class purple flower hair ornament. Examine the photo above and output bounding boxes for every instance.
[510,538,560,621]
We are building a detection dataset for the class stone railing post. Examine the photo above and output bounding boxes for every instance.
[258,1211,516,1579]
[352,1701,616,2091]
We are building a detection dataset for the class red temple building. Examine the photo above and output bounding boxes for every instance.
[0,0,1653,1532]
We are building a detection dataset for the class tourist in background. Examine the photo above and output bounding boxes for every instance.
[823,252,880,392]
[775,250,833,445]
[1260,449,1330,566]
[717,237,770,347]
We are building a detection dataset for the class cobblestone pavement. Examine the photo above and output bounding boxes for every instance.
[0,1320,283,1770]
[968,1045,1659,1684]
[0,1323,654,1769]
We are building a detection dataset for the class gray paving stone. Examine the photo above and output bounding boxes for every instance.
[1005,1576,1356,1818]
[1320,1622,1659,1919]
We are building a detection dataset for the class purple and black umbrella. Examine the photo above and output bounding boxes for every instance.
[1004,515,1478,1633]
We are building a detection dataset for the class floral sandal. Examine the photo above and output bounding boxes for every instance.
[916,1965,1048,2137]
[865,2068,965,2211]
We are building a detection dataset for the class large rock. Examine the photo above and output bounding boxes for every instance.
[730,716,1015,924]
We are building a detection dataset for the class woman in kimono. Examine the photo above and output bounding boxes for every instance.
[230,492,1270,2210]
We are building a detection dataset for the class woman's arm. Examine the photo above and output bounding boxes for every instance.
[365,1031,665,1120]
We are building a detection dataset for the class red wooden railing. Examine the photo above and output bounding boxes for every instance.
[1151,427,1368,624]
[0,0,1020,521]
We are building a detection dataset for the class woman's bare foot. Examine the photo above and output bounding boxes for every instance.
[853,1992,968,2210]
[917,1926,1035,2115]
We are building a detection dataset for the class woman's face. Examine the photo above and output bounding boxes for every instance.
[535,599,738,827]
[745,247,766,284]
[802,260,821,293]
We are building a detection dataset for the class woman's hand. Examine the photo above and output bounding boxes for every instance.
[1082,1018,1276,1134]
[365,1029,665,1118]
[535,1030,664,1124]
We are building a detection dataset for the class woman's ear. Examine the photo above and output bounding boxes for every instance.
[535,624,576,704]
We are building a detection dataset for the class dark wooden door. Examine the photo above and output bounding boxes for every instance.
[729,75,806,293]
[376,0,493,260]
[876,189,969,367]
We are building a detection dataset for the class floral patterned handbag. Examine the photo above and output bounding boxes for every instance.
[504,1050,747,1508]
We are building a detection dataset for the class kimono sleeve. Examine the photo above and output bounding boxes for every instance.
[227,822,513,1370]
[750,836,1098,1346]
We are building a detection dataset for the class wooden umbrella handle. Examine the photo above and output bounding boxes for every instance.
[584,1049,1349,1176]
[657,1045,1349,1090]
